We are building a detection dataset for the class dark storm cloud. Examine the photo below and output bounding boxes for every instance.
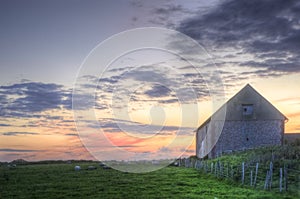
[0,82,62,110]
[177,0,300,74]
[0,81,73,117]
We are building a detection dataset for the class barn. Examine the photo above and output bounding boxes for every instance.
[196,84,288,159]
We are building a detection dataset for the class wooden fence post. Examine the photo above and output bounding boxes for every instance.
[269,162,273,189]
[254,163,259,187]
[250,170,253,186]
[215,162,218,177]
[242,162,245,185]
[264,170,269,190]
[279,168,283,192]
[219,161,221,177]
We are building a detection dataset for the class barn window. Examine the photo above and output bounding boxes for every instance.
[242,104,253,115]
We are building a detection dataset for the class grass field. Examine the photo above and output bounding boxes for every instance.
[0,162,297,199]
[187,145,299,197]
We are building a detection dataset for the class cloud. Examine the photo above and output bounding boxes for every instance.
[122,68,173,84]
[177,0,300,76]
[0,81,72,117]
[0,148,42,152]
[129,0,193,28]
[129,0,143,8]
[286,112,300,118]
[153,4,186,16]
[0,124,11,127]
[144,84,171,97]
[97,118,194,136]
[72,93,96,110]
[98,77,119,84]
[1,132,39,136]
[0,68,220,124]
[107,66,211,104]
[158,98,178,104]
[275,97,300,104]
[64,133,78,137]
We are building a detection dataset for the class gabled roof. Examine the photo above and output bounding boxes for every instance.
[197,84,288,131]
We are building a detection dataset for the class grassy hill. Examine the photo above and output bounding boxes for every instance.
[0,160,298,198]
[189,144,300,198]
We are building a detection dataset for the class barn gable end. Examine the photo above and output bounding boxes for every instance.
[196,84,287,159]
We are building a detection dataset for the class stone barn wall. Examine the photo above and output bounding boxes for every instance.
[208,120,284,158]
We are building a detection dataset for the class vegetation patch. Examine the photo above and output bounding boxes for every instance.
[0,161,297,198]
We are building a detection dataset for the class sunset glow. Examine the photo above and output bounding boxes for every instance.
[1,0,299,162]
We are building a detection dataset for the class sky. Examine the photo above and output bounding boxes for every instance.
[0,0,300,162]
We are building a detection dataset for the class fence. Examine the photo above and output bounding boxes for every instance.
[177,157,300,195]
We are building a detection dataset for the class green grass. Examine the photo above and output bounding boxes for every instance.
[190,145,300,197]
[0,162,296,199]
[204,145,300,167]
